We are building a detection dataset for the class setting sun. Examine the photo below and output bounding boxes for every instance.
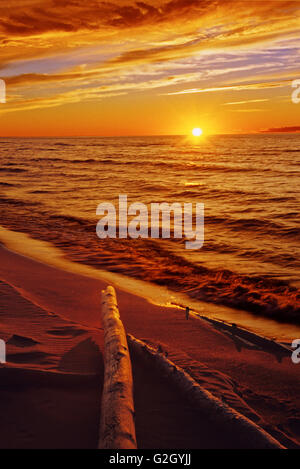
[192,128,203,137]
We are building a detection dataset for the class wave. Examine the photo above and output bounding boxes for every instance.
[18,156,277,174]
[15,154,298,180]
[50,213,92,227]
[172,237,299,268]
[270,196,296,202]
[29,157,64,163]
[0,167,27,173]
[0,196,39,207]
[29,190,51,194]
[204,214,300,240]
[139,182,169,192]
[71,158,98,164]
[276,212,299,220]
[0,203,298,325]
[173,187,266,199]
[66,237,300,324]
[28,157,109,165]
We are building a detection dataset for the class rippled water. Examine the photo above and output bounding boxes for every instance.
[0,134,299,324]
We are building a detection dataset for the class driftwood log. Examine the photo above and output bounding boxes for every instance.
[98,286,137,449]
[128,334,285,450]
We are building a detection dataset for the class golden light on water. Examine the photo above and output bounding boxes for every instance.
[192,128,203,137]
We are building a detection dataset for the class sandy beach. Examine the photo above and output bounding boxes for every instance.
[0,243,299,448]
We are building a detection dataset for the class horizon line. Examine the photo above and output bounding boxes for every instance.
[1,131,300,138]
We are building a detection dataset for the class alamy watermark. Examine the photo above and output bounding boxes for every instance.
[0,79,6,104]
[291,339,300,364]
[96,195,204,250]
[291,79,300,104]
[0,340,6,364]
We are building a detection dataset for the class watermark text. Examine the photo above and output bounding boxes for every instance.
[0,339,6,364]
[291,79,300,104]
[291,339,300,364]
[0,79,6,103]
[96,195,204,250]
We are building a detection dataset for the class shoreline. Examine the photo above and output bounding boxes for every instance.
[0,225,299,342]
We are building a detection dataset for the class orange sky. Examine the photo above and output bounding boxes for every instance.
[0,0,299,136]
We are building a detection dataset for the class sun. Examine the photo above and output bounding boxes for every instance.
[192,127,203,137]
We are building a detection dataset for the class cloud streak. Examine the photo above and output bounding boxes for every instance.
[262,126,300,133]
[222,99,269,106]
[161,80,291,96]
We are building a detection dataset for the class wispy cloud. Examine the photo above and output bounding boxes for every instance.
[161,80,290,96]
[222,99,269,106]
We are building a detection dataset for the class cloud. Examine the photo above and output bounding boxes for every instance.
[261,126,300,133]
[228,108,264,113]
[0,85,127,114]
[161,80,290,96]
[0,0,209,39]
[1,71,199,113]
[1,1,299,50]
[1,2,299,73]
[222,99,269,106]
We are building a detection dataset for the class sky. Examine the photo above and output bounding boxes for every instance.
[0,0,299,136]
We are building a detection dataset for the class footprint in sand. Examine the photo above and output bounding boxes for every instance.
[46,326,86,338]
[7,334,39,348]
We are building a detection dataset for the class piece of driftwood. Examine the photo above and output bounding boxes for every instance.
[128,334,285,449]
[98,286,137,449]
